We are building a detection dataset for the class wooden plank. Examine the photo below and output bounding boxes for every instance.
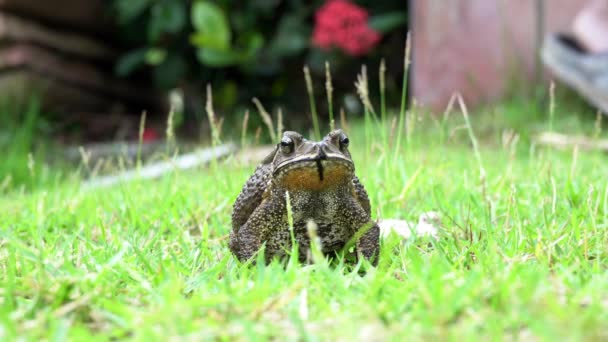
[534,132,608,151]
[0,44,163,109]
[0,12,118,59]
[0,0,110,34]
[0,69,113,112]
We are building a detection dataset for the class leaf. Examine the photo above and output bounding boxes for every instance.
[190,33,229,51]
[250,0,281,13]
[197,49,242,67]
[115,0,151,24]
[116,48,148,76]
[242,33,264,57]
[217,81,238,108]
[368,13,407,33]
[196,32,263,68]
[145,48,167,65]
[148,1,186,42]
[191,1,231,50]
[153,53,187,89]
[269,15,310,57]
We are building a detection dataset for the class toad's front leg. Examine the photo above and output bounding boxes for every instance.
[356,221,380,266]
[229,199,287,263]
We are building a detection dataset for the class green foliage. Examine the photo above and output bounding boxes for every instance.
[111,0,408,117]
[368,12,407,32]
[191,2,237,64]
[191,3,229,48]
[148,1,187,41]
[113,0,312,88]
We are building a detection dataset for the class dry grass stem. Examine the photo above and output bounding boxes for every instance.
[206,84,222,146]
[325,62,334,130]
[252,97,277,142]
[355,65,376,116]
[304,65,321,140]
[241,110,250,148]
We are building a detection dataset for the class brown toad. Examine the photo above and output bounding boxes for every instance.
[229,129,379,264]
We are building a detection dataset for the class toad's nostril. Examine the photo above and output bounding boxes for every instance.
[315,143,327,160]
[318,148,327,160]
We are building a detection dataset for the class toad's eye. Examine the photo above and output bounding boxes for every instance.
[280,137,294,154]
[339,134,349,148]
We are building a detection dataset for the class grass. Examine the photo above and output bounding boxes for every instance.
[1,59,608,339]
[0,98,65,193]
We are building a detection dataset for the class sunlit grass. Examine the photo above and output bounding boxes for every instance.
[1,93,608,339]
[1,41,608,339]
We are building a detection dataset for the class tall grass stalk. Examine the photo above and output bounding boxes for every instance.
[379,59,389,148]
[549,81,555,132]
[304,65,321,140]
[306,220,324,264]
[206,84,222,147]
[379,59,387,125]
[285,190,298,262]
[437,93,458,146]
[325,62,335,131]
[457,93,490,212]
[355,65,377,120]
[355,65,376,145]
[206,84,223,171]
[166,106,176,156]
[137,111,146,172]
[252,97,277,142]
[395,33,412,156]
[77,145,90,170]
[277,108,284,139]
[241,110,250,149]
[339,107,349,132]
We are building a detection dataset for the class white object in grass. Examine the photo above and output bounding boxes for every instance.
[83,143,236,189]
[379,211,441,241]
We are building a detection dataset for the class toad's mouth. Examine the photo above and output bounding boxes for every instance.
[274,158,354,191]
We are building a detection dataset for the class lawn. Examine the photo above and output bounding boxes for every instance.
[1,93,607,340]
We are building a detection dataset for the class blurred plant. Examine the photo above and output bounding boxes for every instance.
[113,1,311,87]
[189,2,263,67]
[112,0,407,125]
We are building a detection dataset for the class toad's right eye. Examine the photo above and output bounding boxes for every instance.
[280,137,294,154]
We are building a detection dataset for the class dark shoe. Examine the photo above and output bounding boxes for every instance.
[541,33,608,114]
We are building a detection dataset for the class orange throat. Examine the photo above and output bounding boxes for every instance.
[277,163,352,192]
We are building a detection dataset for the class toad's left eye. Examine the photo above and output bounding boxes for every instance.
[339,134,349,148]
[280,136,294,154]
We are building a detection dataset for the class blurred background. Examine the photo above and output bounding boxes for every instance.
[0,0,604,191]
[0,0,406,143]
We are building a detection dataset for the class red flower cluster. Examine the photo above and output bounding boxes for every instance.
[312,0,381,56]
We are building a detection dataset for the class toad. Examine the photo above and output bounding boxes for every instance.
[229,129,379,265]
